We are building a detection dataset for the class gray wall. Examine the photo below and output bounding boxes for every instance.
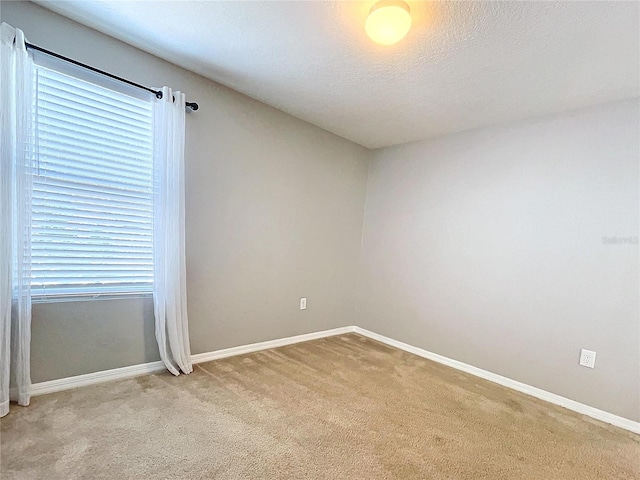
[357,99,640,421]
[2,1,370,382]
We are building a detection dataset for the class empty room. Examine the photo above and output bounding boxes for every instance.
[1,1,638,478]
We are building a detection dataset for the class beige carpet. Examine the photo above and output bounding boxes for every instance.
[1,334,638,479]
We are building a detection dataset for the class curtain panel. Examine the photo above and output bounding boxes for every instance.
[0,23,35,418]
[152,87,192,376]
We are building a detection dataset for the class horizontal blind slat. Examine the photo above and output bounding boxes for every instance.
[35,164,152,191]
[39,140,152,169]
[39,125,151,159]
[32,225,151,238]
[32,200,153,220]
[32,192,152,214]
[38,70,152,121]
[37,107,151,146]
[32,257,153,263]
[37,90,152,130]
[33,176,153,203]
[33,275,153,281]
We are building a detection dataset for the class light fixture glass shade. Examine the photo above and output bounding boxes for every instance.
[366,0,412,46]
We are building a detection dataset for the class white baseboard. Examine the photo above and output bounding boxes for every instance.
[30,361,166,397]
[29,326,356,398]
[353,327,640,435]
[191,326,355,364]
[27,324,639,434]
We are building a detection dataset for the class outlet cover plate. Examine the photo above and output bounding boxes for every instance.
[299,297,307,310]
[579,349,596,368]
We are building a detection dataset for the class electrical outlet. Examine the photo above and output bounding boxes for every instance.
[579,349,596,368]
[299,297,307,310]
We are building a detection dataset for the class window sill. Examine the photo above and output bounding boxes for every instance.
[31,291,153,304]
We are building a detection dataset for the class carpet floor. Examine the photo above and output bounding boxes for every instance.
[1,334,638,479]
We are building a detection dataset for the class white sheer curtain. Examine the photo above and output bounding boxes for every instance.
[0,23,35,417]
[152,87,192,376]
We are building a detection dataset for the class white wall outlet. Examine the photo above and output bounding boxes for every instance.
[579,349,596,368]
[299,297,307,310]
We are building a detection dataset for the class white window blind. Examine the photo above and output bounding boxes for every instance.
[31,64,154,297]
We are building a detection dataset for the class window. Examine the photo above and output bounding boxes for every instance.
[31,62,154,298]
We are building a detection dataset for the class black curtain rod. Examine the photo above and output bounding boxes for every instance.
[25,42,199,111]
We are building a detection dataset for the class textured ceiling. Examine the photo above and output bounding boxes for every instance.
[35,1,640,149]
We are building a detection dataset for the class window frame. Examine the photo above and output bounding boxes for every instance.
[30,53,155,302]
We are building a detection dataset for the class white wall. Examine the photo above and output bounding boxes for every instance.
[357,99,640,421]
[2,2,370,382]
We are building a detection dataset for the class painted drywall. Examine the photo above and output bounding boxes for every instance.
[357,99,640,421]
[2,2,370,383]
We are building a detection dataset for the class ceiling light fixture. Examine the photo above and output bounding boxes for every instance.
[366,0,412,46]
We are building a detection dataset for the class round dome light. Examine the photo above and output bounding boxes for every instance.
[366,0,412,46]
